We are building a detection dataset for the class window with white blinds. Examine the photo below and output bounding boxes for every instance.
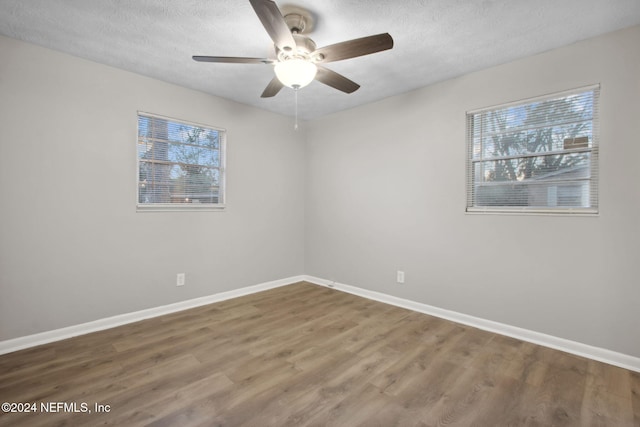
[466,85,599,214]
[137,112,225,210]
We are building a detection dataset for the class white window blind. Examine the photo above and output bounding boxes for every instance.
[466,85,599,214]
[137,112,225,210]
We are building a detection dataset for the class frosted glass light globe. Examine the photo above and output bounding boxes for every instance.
[274,59,317,89]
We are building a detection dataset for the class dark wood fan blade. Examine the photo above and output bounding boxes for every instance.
[249,0,297,53]
[261,76,284,98]
[314,33,393,63]
[193,56,274,64]
[315,66,360,94]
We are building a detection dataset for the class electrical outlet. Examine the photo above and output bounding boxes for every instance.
[176,273,186,287]
[396,270,405,284]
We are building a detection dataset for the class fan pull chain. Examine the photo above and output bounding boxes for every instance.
[294,86,299,131]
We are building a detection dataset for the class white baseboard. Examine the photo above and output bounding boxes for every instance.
[0,275,304,356]
[302,275,640,373]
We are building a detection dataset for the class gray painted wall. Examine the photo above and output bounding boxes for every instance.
[2,25,639,359]
[0,35,305,340]
[305,25,640,358]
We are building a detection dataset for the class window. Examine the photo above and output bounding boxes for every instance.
[466,85,599,214]
[137,112,225,210]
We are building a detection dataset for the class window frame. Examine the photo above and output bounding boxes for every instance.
[136,111,227,212]
[465,85,600,216]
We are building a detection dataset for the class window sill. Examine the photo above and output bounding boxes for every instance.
[136,204,226,213]
[465,207,598,216]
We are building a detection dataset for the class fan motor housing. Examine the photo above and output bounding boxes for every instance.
[292,34,316,55]
[278,33,316,61]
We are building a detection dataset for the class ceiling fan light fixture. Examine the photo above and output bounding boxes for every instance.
[193,1,394,98]
[274,59,317,89]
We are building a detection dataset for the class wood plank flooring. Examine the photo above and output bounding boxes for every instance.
[0,282,638,426]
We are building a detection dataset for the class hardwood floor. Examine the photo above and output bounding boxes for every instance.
[0,282,638,426]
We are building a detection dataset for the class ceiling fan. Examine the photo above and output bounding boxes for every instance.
[193,0,394,98]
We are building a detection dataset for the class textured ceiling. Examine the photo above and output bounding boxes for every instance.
[1,0,639,120]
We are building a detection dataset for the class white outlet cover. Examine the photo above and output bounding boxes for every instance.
[177,273,186,286]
